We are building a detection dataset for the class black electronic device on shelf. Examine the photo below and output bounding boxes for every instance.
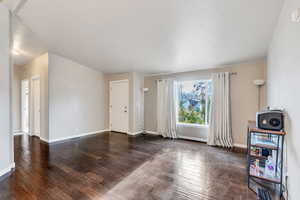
[256,109,284,131]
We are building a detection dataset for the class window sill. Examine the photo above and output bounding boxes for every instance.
[177,123,209,128]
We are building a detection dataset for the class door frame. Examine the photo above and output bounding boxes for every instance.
[31,75,41,137]
[21,79,29,133]
[109,79,129,133]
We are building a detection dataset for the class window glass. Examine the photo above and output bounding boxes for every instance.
[177,80,212,125]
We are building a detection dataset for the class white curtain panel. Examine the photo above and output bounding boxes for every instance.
[157,79,177,139]
[208,72,233,147]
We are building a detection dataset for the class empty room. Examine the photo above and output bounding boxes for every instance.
[0,0,299,200]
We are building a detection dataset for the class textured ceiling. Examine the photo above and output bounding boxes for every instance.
[11,15,47,66]
[7,0,283,73]
[2,0,47,66]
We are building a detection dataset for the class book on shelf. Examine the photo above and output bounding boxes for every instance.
[250,165,280,183]
[251,134,278,149]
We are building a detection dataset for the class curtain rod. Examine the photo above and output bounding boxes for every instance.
[155,72,237,82]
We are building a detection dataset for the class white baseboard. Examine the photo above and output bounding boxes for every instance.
[0,167,11,178]
[178,135,207,143]
[233,143,247,149]
[40,137,49,143]
[145,131,247,149]
[10,162,15,169]
[44,129,109,144]
[145,130,159,135]
[0,162,15,178]
[14,132,24,136]
[127,131,144,136]
[13,130,22,133]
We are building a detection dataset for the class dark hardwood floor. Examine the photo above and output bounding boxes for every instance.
[0,132,256,200]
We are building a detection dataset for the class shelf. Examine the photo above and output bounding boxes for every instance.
[249,179,282,200]
[251,143,278,150]
[250,154,268,159]
[248,121,286,136]
[249,167,281,184]
[249,174,281,184]
[251,137,278,150]
[247,120,285,197]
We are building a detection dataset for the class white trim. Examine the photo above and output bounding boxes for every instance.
[0,167,11,177]
[44,129,109,144]
[109,79,129,84]
[31,76,41,138]
[145,130,159,135]
[0,163,15,178]
[10,162,15,169]
[178,136,207,143]
[233,143,247,149]
[14,132,24,136]
[177,122,209,128]
[145,131,247,149]
[127,131,143,136]
[21,79,29,134]
[27,132,33,136]
[40,137,49,143]
[31,75,40,80]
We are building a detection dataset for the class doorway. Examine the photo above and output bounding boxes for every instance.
[21,80,29,133]
[109,80,129,133]
[31,76,41,137]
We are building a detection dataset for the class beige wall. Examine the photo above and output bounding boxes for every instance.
[145,60,266,146]
[132,72,145,133]
[0,5,14,175]
[48,53,108,141]
[12,65,21,132]
[267,0,300,199]
[19,53,49,140]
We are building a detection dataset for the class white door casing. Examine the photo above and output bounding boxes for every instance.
[21,80,29,133]
[109,80,129,133]
[32,76,41,137]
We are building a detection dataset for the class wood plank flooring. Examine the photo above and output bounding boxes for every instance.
[0,132,256,200]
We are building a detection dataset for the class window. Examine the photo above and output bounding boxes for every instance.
[177,80,212,125]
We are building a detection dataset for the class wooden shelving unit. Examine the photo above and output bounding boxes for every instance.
[247,121,286,198]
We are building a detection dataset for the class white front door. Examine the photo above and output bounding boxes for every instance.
[110,80,129,133]
[32,78,41,137]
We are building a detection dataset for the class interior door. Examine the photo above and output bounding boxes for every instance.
[110,80,129,133]
[21,80,29,133]
[32,78,41,137]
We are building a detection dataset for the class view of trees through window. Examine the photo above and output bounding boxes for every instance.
[177,80,212,125]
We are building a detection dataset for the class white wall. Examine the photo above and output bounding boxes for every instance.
[12,65,21,132]
[267,0,300,199]
[19,53,49,140]
[48,53,108,141]
[0,5,14,177]
[132,72,144,134]
[145,60,267,146]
